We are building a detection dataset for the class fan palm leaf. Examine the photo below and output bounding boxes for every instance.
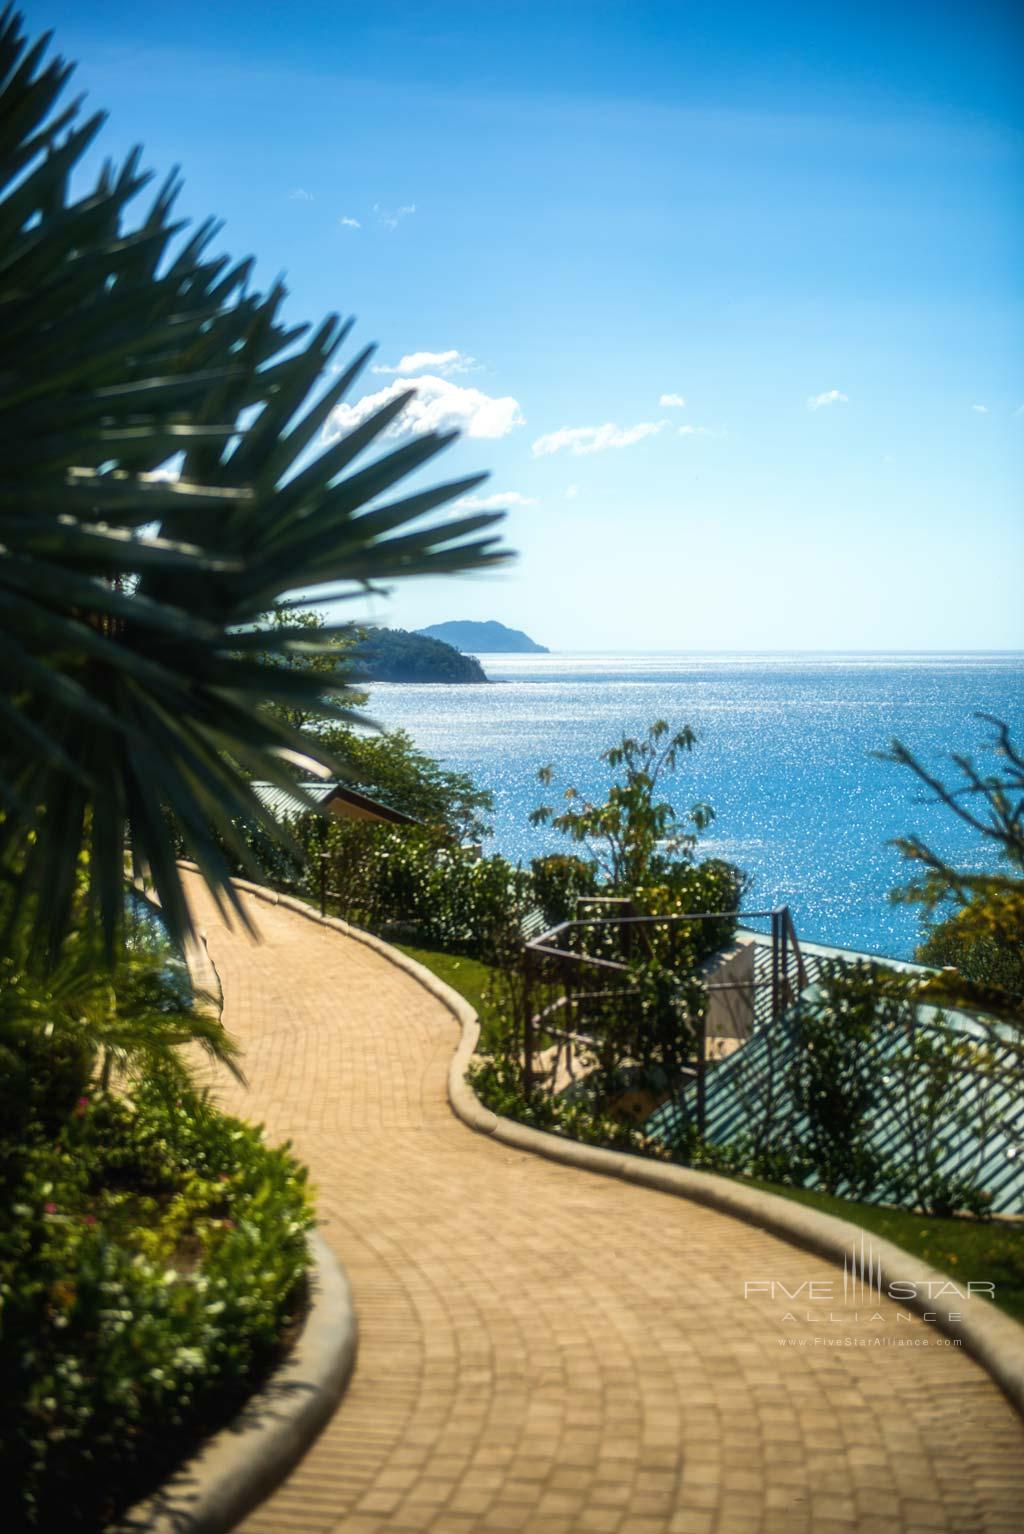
[0,7,511,958]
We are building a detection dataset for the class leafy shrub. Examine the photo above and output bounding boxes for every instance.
[708,962,1002,1216]
[0,1019,91,1148]
[0,892,239,1191]
[246,817,531,965]
[633,858,745,966]
[884,715,1024,1032]
[657,1123,813,1185]
[328,723,494,840]
[530,853,598,926]
[515,858,743,1094]
[480,949,1004,1222]
[787,963,885,1197]
[872,989,1004,1217]
[0,1079,313,1531]
[468,1055,652,1153]
[623,956,707,1085]
[916,890,1024,996]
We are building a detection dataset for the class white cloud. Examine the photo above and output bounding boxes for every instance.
[374,201,416,229]
[326,375,525,442]
[971,403,989,414]
[339,215,361,229]
[372,349,477,377]
[660,393,686,409]
[677,424,711,437]
[453,491,537,511]
[531,421,665,457]
[807,389,849,410]
[288,188,314,201]
[565,484,579,500]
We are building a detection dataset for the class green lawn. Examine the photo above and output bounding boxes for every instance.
[398,942,1024,1326]
[394,944,501,1036]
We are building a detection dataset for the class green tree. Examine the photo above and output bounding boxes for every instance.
[883,715,1024,1030]
[526,721,739,1101]
[328,728,493,839]
[0,11,509,958]
[530,720,715,893]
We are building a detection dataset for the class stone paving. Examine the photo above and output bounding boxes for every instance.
[182,873,1024,1534]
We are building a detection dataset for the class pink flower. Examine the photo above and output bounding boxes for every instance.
[44,1202,57,1215]
[83,1214,96,1226]
[73,1096,90,1117]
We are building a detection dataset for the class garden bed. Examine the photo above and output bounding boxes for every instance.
[0,1078,313,1532]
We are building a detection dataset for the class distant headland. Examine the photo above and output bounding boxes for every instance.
[350,627,488,683]
[417,620,549,654]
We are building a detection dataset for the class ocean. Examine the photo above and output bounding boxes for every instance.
[365,652,1024,960]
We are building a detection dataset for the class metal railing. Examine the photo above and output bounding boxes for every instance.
[521,904,817,1133]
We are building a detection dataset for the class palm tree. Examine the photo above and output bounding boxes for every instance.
[0,7,510,958]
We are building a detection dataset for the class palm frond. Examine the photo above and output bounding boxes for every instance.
[0,8,512,957]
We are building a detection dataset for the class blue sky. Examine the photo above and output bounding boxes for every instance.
[38,1,1023,649]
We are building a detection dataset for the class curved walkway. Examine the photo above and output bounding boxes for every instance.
[183,874,1024,1534]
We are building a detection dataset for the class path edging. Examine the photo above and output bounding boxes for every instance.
[209,872,1024,1420]
[118,1232,357,1534]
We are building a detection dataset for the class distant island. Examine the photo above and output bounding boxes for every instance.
[417,619,549,654]
[349,627,488,684]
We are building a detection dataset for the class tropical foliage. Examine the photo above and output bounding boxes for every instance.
[438,722,745,1126]
[474,955,1008,1220]
[703,961,1007,1216]
[529,853,599,927]
[468,1052,651,1153]
[0,890,239,1148]
[884,715,1024,1041]
[336,727,493,838]
[0,7,508,958]
[250,818,528,963]
[531,719,716,891]
[1,1075,312,1530]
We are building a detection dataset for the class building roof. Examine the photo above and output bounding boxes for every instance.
[250,780,417,826]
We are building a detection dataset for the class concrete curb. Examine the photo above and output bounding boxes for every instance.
[118,1233,357,1534]
[188,870,1024,1421]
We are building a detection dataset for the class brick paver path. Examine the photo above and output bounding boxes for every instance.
[184,873,1024,1534]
